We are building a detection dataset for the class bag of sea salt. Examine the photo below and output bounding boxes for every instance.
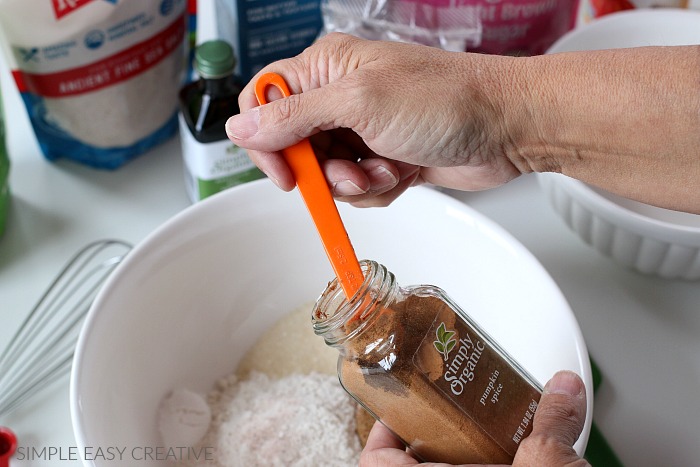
[0,0,189,169]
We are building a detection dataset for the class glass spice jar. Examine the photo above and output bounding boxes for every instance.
[312,260,543,464]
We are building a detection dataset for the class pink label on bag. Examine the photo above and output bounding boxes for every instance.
[471,0,580,55]
[398,0,580,55]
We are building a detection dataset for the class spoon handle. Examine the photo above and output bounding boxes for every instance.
[255,73,363,300]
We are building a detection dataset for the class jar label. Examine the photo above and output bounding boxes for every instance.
[413,303,541,457]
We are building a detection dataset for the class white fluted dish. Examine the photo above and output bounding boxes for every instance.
[539,173,700,279]
[538,9,700,280]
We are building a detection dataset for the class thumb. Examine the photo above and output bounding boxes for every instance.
[513,370,590,466]
[534,370,587,446]
[226,84,358,152]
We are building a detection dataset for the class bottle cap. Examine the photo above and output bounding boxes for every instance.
[194,40,236,79]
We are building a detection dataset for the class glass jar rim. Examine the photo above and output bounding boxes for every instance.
[311,260,396,346]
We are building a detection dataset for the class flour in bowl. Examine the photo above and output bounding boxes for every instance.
[163,302,362,466]
[182,371,360,467]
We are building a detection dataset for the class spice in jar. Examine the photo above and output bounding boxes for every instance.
[312,260,542,464]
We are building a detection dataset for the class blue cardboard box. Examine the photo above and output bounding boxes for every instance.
[216,0,324,82]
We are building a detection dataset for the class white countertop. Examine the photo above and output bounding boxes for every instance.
[2,10,700,467]
[0,53,191,467]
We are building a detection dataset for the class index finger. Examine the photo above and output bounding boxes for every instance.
[238,61,299,112]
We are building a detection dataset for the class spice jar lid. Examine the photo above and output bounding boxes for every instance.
[194,40,237,79]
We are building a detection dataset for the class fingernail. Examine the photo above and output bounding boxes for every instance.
[368,165,398,192]
[259,169,281,189]
[332,180,366,196]
[226,108,259,140]
[544,371,584,397]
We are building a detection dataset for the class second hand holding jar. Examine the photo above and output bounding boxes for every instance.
[312,260,543,464]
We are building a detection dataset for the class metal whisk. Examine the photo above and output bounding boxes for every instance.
[0,239,132,417]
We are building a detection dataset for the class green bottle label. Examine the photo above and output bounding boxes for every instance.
[179,114,265,202]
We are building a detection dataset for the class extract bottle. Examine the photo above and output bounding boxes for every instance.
[312,260,543,464]
[178,40,264,203]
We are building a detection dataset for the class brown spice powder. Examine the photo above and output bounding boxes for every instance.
[339,293,539,464]
[354,406,375,447]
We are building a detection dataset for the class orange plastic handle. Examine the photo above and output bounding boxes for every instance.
[255,72,363,300]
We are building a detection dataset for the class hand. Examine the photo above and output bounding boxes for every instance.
[226,34,700,213]
[360,370,590,467]
[226,33,527,207]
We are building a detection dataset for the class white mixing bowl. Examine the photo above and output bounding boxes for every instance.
[71,180,592,466]
[539,9,700,280]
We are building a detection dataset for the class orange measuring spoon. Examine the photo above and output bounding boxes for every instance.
[255,72,363,300]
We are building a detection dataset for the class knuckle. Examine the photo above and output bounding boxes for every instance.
[539,400,585,437]
[540,400,581,422]
[271,94,295,121]
[319,32,358,50]
[267,94,309,135]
